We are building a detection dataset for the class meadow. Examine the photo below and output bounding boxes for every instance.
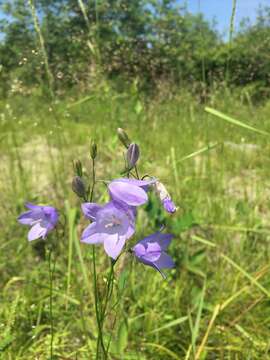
[1,84,270,359]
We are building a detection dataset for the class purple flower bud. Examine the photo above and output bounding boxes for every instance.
[162,198,177,213]
[72,176,86,198]
[126,143,140,169]
[117,128,131,148]
[154,181,177,214]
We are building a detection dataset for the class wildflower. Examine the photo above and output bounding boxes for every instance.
[132,232,174,278]
[81,201,135,259]
[108,178,156,207]
[154,181,177,213]
[17,203,58,241]
[126,143,140,169]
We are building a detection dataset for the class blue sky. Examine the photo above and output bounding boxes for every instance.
[183,0,270,38]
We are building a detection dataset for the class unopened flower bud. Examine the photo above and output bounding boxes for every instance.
[90,141,97,160]
[73,160,83,177]
[117,128,131,148]
[127,143,140,169]
[72,176,86,198]
[154,181,177,214]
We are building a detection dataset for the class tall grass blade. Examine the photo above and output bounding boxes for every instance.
[205,107,270,136]
[149,316,188,334]
[177,142,219,163]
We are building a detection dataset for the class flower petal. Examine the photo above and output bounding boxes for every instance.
[25,202,41,210]
[81,222,105,244]
[113,178,156,191]
[17,211,36,225]
[154,252,174,269]
[109,181,148,206]
[163,198,177,213]
[28,223,47,241]
[103,234,126,259]
[81,203,102,221]
[132,243,146,257]
[142,232,173,250]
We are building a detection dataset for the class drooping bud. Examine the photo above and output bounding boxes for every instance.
[73,160,83,177]
[90,140,97,160]
[72,176,86,198]
[117,128,131,148]
[154,181,177,214]
[126,143,140,169]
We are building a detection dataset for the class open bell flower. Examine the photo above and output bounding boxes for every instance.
[81,201,135,259]
[108,178,156,207]
[17,203,58,241]
[132,232,174,278]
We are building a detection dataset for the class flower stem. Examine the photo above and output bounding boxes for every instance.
[101,261,115,359]
[89,156,106,358]
[90,158,96,202]
[92,247,106,358]
[47,247,54,360]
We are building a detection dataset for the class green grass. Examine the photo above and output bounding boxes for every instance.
[1,87,270,359]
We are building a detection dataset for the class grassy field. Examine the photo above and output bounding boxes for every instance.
[1,87,270,359]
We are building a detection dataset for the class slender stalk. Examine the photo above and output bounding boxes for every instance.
[47,247,54,360]
[134,165,140,179]
[92,247,106,358]
[89,157,106,358]
[28,0,54,98]
[101,261,115,359]
[101,261,115,324]
[90,158,96,203]
[226,0,237,82]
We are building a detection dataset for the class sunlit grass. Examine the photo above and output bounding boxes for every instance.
[1,88,270,359]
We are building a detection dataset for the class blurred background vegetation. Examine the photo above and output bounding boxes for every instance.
[1,1,270,359]
[0,0,270,100]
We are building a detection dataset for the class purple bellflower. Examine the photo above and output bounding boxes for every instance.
[154,181,177,214]
[132,232,174,278]
[81,201,135,259]
[17,203,58,241]
[108,178,156,207]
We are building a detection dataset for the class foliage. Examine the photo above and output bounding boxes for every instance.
[0,1,270,98]
[1,88,270,358]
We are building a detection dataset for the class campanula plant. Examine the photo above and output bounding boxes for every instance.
[17,128,177,359]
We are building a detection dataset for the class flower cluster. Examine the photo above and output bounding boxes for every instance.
[17,130,177,277]
[80,177,175,276]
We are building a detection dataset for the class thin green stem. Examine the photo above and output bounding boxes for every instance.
[134,165,140,179]
[48,247,54,360]
[92,247,106,358]
[101,261,115,324]
[101,262,115,359]
[89,157,106,358]
[90,158,96,202]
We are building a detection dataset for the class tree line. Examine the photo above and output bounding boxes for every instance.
[0,0,270,99]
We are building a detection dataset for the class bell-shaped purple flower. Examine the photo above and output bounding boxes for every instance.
[17,203,58,241]
[154,181,177,214]
[108,178,156,207]
[132,232,174,278]
[81,201,135,259]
